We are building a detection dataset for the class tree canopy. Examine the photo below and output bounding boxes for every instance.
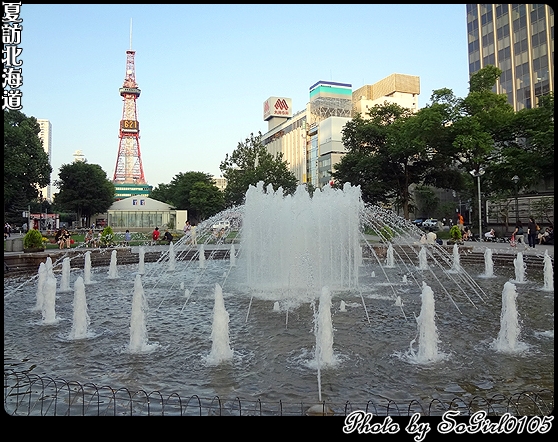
[331,66,553,228]
[53,161,115,227]
[150,171,224,223]
[4,109,52,222]
[219,132,298,207]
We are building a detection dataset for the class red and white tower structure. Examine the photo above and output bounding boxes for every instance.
[113,46,146,185]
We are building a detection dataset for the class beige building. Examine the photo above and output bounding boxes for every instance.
[261,74,420,189]
[104,196,187,232]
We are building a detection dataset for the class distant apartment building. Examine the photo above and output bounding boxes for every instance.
[261,74,420,189]
[212,176,227,192]
[36,119,52,201]
[466,4,554,111]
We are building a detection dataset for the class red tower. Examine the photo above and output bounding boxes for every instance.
[113,49,146,184]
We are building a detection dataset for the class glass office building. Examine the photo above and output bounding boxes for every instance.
[466,4,554,111]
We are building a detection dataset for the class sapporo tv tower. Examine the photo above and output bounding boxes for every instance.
[112,19,152,200]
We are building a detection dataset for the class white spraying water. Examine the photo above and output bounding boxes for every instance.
[230,244,236,267]
[385,243,395,267]
[542,250,553,291]
[409,282,440,363]
[168,242,176,271]
[206,283,233,364]
[84,251,93,284]
[108,250,118,279]
[513,252,526,283]
[34,262,47,311]
[482,248,494,277]
[69,276,90,339]
[41,274,58,324]
[417,247,429,270]
[315,287,335,367]
[493,281,526,353]
[59,257,71,292]
[129,274,151,352]
[138,246,145,275]
[242,181,362,296]
[451,244,460,272]
[198,244,206,269]
[45,256,53,277]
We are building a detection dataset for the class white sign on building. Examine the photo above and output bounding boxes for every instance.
[263,97,292,120]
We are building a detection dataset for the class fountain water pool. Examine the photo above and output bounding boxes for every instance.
[3,182,554,413]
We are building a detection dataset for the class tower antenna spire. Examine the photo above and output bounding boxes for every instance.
[129,18,132,50]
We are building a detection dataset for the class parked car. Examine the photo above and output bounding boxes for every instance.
[412,219,424,227]
[422,218,439,229]
[211,220,231,230]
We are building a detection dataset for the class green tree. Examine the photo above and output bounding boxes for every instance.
[4,110,52,223]
[332,101,461,218]
[189,181,225,221]
[149,183,173,205]
[151,171,224,223]
[53,161,115,227]
[219,132,297,207]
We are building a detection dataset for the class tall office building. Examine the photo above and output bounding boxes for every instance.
[466,4,554,111]
[36,119,52,201]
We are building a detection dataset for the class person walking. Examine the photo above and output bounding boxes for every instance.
[457,213,464,232]
[527,217,538,248]
[512,220,524,244]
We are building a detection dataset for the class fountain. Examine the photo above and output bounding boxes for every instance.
[34,262,47,311]
[407,282,444,363]
[168,242,176,271]
[84,251,93,284]
[59,257,72,292]
[128,273,156,353]
[41,273,58,325]
[68,276,90,340]
[107,249,118,279]
[513,251,526,283]
[481,247,494,278]
[138,246,146,275]
[543,250,553,292]
[492,281,527,353]
[206,283,233,365]
[3,181,554,415]
[450,243,461,272]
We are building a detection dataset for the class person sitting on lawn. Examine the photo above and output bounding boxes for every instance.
[85,229,95,247]
[163,229,173,243]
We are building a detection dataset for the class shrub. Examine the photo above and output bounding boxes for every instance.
[100,226,115,247]
[23,229,45,249]
[449,225,462,241]
[379,225,395,242]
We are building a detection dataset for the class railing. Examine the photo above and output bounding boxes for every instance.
[4,369,553,417]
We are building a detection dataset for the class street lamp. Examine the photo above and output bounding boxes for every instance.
[470,168,485,239]
[512,175,519,224]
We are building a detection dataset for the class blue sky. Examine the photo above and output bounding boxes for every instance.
[20,4,470,189]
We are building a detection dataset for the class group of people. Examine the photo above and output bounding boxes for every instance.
[54,228,72,249]
[151,227,174,245]
[84,229,100,248]
[511,218,553,248]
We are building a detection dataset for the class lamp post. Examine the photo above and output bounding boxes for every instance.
[470,168,485,239]
[512,175,519,224]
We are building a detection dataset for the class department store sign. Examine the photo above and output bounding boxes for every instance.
[263,96,292,120]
